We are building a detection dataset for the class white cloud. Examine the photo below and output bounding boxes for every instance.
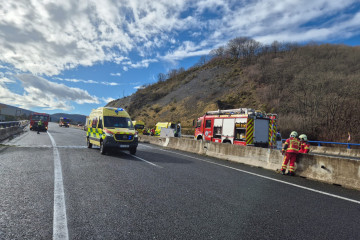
[0,77,15,84]
[102,97,116,103]
[123,58,159,69]
[134,85,145,89]
[54,77,121,86]
[0,0,359,76]
[162,41,212,61]
[110,73,121,77]
[0,74,99,110]
[101,82,119,86]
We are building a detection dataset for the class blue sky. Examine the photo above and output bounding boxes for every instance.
[0,0,360,116]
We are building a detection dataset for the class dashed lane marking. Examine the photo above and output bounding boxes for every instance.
[48,132,69,240]
[140,144,360,205]
[125,152,163,168]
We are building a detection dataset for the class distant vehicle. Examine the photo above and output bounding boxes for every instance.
[29,113,50,132]
[86,107,138,155]
[59,117,71,127]
[194,108,278,148]
[154,122,176,136]
[84,116,89,131]
[132,120,145,131]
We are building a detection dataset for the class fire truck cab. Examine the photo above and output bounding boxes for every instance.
[29,112,50,132]
[194,108,277,148]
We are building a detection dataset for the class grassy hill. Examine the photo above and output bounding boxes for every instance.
[107,39,360,142]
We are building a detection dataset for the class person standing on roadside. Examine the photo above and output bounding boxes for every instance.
[280,131,300,176]
[299,134,310,153]
[37,119,43,134]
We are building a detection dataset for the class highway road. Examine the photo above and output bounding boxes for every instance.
[0,122,359,240]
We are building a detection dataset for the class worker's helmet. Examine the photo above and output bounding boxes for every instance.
[299,134,308,141]
[290,131,298,138]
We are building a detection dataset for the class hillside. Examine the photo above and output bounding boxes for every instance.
[50,113,86,124]
[107,39,360,142]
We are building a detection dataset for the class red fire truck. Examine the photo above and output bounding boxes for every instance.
[29,112,50,131]
[194,108,277,148]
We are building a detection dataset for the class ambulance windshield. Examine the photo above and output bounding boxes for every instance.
[104,116,134,128]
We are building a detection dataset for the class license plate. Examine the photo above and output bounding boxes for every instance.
[119,145,128,148]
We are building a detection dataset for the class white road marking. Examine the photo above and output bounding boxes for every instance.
[48,132,69,240]
[140,144,360,205]
[126,153,163,168]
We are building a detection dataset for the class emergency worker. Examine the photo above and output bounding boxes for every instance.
[37,119,43,134]
[299,134,310,153]
[281,131,300,176]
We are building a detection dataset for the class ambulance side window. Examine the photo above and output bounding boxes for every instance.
[205,120,211,128]
[92,118,97,128]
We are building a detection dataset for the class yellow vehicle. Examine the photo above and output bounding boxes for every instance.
[132,120,145,131]
[154,122,176,136]
[86,107,138,155]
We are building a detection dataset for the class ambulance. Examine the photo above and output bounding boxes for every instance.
[132,120,145,131]
[86,107,138,155]
[154,122,176,136]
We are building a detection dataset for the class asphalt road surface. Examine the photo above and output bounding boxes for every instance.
[1,122,359,240]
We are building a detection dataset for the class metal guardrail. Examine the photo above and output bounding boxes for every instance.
[308,141,360,149]
[0,120,29,129]
[282,139,360,149]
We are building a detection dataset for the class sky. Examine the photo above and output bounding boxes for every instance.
[0,0,360,116]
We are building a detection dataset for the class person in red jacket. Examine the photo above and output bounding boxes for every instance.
[299,134,310,153]
[281,131,300,176]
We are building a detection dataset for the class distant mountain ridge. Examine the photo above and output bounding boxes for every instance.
[50,113,86,124]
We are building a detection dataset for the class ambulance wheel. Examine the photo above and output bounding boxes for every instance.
[87,138,92,148]
[130,146,137,155]
[100,141,106,155]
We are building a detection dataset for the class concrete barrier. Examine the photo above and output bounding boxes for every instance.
[139,135,360,190]
[310,146,360,158]
[0,126,25,142]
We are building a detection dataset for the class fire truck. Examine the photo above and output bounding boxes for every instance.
[194,108,277,148]
[59,117,71,127]
[29,112,50,131]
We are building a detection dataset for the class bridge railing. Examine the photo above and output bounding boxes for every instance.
[282,139,360,149]
[308,141,360,149]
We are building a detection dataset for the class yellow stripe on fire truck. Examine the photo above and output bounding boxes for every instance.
[268,119,276,147]
[246,118,254,145]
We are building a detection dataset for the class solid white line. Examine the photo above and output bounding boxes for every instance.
[140,144,360,205]
[126,153,163,168]
[48,132,69,240]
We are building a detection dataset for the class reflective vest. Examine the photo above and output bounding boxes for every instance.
[283,137,300,153]
[38,120,43,126]
[299,142,310,153]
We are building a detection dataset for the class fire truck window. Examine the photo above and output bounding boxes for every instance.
[213,126,222,139]
[196,120,202,128]
[205,120,211,128]
[235,129,246,141]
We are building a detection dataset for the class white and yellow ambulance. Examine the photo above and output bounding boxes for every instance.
[86,107,138,155]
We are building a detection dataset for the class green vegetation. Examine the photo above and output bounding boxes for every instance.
[107,37,360,142]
